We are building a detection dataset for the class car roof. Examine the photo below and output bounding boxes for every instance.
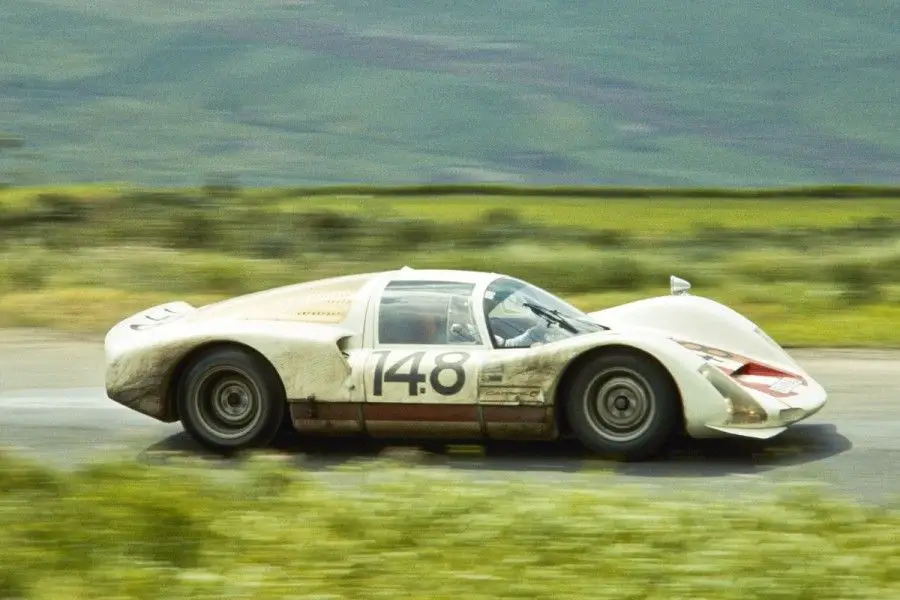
[381,266,500,286]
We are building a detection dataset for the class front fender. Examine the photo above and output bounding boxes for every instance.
[553,332,734,432]
[478,331,732,434]
[588,294,803,373]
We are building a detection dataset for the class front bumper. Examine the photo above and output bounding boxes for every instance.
[693,361,827,439]
[704,399,826,439]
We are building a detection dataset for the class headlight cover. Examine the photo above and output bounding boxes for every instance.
[699,363,769,425]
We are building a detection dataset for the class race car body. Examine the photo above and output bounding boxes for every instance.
[104,268,827,460]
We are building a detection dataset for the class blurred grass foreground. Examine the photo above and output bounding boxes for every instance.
[1,183,900,345]
[2,450,900,599]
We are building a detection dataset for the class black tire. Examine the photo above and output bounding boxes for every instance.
[564,351,680,461]
[176,346,287,454]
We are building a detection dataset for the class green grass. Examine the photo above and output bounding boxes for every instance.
[1,185,899,345]
[272,195,900,233]
[2,450,900,599]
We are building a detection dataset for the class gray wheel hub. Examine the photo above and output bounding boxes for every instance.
[193,367,263,440]
[584,368,656,442]
[213,381,254,422]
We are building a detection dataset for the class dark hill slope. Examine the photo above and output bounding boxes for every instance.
[1,0,897,186]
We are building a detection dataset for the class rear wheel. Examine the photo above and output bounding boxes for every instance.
[176,347,287,454]
[564,351,680,461]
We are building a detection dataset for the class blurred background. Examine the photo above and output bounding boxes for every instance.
[2,0,898,188]
[0,1,898,342]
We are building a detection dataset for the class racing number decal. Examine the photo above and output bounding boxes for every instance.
[372,351,470,397]
[431,352,469,395]
[679,341,744,370]
[373,351,426,396]
[680,341,737,361]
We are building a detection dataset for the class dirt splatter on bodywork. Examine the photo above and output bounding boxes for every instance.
[477,342,586,407]
[287,401,556,440]
[104,273,377,423]
[106,325,359,423]
[105,339,204,421]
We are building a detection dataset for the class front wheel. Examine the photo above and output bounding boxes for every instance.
[176,346,287,454]
[564,351,680,461]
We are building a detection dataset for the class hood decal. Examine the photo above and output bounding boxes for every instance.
[675,340,747,374]
[675,339,807,398]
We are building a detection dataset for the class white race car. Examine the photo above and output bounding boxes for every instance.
[104,268,827,460]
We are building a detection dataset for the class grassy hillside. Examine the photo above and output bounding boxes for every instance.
[1,1,898,187]
[1,185,899,345]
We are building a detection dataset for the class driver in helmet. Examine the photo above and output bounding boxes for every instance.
[483,284,553,348]
[494,324,551,348]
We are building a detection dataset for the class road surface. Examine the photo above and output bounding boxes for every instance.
[1,328,898,503]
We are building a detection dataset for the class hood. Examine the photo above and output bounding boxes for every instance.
[588,294,803,373]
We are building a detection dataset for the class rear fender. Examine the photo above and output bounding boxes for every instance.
[105,311,356,421]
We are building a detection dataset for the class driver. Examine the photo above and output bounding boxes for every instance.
[494,324,551,348]
[482,281,556,348]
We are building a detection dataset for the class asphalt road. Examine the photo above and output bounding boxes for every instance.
[1,328,899,504]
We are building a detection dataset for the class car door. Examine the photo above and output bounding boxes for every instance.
[361,279,491,437]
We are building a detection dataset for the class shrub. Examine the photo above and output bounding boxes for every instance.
[831,261,883,305]
[32,193,88,223]
[595,255,648,290]
[582,228,631,248]
[301,210,363,245]
[389,218,440,247]
[247,231,298,259]
[0,250,53,291]
[166,208,220,250]
[116,190,202,208]
[481,207,521,226]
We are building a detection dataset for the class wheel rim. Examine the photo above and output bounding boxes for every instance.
[583,367,656,442]
[192,366,264,440]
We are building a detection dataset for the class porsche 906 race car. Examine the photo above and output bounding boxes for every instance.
[104,267,827,460]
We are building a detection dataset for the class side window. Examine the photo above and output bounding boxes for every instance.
[377,281,482,345]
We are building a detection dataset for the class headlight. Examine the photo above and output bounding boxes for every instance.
[699,364,768,425]
[754,326,802,369]
[779,408,805,424]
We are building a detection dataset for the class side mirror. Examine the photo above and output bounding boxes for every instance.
[670,275,691,296]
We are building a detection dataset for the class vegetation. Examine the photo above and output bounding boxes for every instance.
[1,185,899,345]
[2,1,899,187]
[1,449,900,599]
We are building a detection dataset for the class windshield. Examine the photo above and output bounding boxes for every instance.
[483,277,605,346]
